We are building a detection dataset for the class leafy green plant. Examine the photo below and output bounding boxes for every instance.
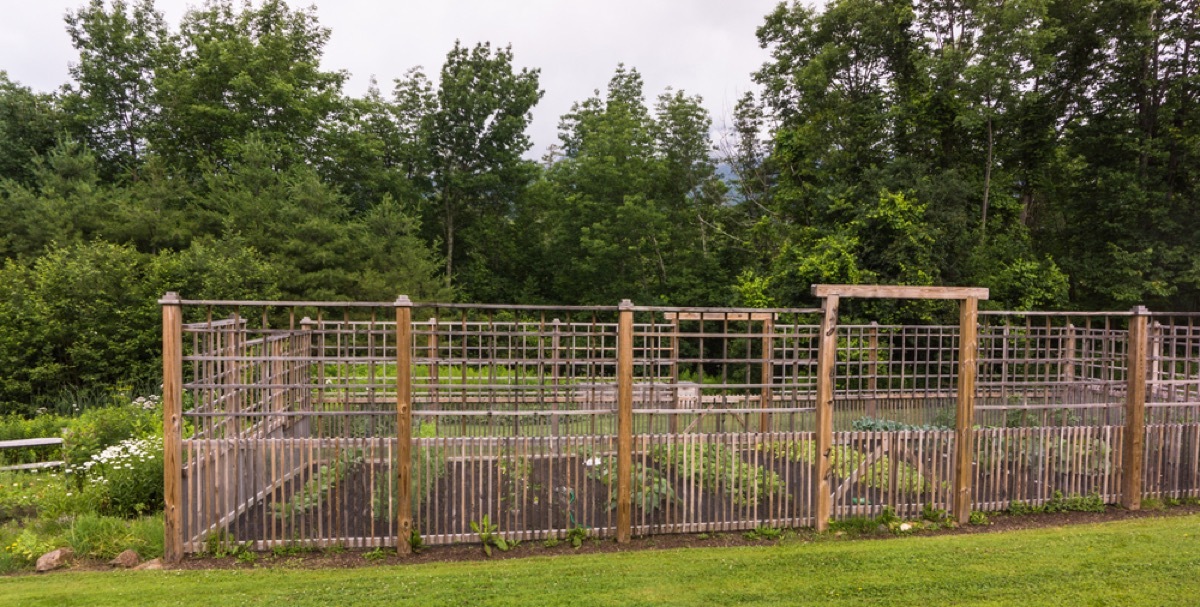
[653,443,784,508]
[470,515,510,557]
[62,403,159,470]
[371,424,446,520]
[851,417,950,432]
[743,526,783,541]
[584,455,675,512]
[275,449,363,520]
[409,530,426,554]
[5,529,53,566]
[564,526,590,548]
[921,504,947,523]
[363,547,389,561]
[969,511,990,525]
[761,439,927,494]
[68,435,164,517]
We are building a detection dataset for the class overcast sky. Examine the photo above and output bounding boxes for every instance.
[0,0,794,158]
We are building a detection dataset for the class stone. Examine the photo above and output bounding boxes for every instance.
[133,558,163,571]
[109,549,140,568]
[35,548,74,573]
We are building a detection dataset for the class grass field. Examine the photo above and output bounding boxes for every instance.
[5,515,1200,606]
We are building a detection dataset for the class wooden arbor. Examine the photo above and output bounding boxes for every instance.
[810,284,989,529]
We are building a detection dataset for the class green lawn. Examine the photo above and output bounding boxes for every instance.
[5,515,1200,606]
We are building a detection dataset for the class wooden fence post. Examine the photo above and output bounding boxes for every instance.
[1122,306,1150,510]
[953,297,979,525]
[395,296,414,554]
[866,321,879,416]
[161,292,184,563]
[814,295,839,532]
[617,299,634,543]
[761,315,774,432]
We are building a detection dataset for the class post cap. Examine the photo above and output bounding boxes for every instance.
[395,295,413,307]
[300,316,314,326]
[159,291,181,304]
[1130,305,1151,316]
[618,299,634,310]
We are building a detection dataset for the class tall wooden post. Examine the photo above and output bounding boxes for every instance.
[669,315,680,435]
[161,292,184,563]
[953,297,979,524]
[814,295,839,532]
[395,296,414,553]
[551,319,561,437]
[1122,306,1149,510]
[616,299,634,543]
[866,321,879,417]
[760,315,774,433]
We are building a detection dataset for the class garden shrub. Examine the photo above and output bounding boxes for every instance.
[0,413,69,466]
[70,435,164,517]
[62,403,159,468]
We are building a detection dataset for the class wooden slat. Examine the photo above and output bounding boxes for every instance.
[811,284,990,300]
[0,461,64,471]
[0,438,63,449]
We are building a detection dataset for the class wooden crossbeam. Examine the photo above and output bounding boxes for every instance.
[811,284,989,300]
[662,312,774,321]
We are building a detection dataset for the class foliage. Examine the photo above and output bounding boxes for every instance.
[62,402,159,469]
[850,417,950,432]
[760,439,927,495]
[0,413,70,466]
[275,449,363,520]
[371,423,446,520]
[66,512,163,559]
[69,435,164,517]
[584,453,675,513]
[1007,491,1106,515]
[470,515,510,557]
[653,442,785,508]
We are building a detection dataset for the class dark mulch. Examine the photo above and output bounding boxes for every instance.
[161,502,1200,571]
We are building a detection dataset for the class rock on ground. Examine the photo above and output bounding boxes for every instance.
[109,549,140,568]
[133,558,164,571]
[36,548,74,573]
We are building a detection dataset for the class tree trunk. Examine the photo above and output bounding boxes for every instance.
[981,114,994,234]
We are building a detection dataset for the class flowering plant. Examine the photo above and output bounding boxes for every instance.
[68,436,164,517]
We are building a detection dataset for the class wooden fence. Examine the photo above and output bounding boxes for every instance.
[159,293,1200,561]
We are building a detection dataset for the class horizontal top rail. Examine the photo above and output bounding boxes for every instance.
[812,284,989,300]
[978,310,1134,318]
[0,437,63,449]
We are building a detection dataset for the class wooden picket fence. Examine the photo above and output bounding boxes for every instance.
[158,289,1200,561]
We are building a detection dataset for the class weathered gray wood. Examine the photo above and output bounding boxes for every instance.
[0,438,63,449]
[812,284,990,300]
[161,291,184,564]
[954,296,979,524]
[1123,307,1149,510]
[814,294,839,532]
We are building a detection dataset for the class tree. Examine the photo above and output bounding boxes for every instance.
[151,0,346,173]
[404,41,542,288]
[62,0,169,177]
[0,73,62,185]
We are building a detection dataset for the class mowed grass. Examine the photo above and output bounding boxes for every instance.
[5,515,1200,606]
